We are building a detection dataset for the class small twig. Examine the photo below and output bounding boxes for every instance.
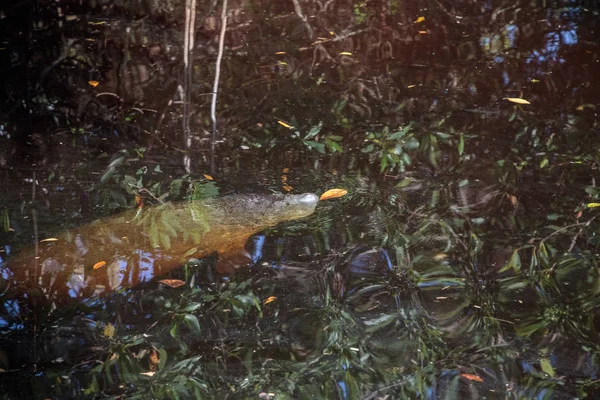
[210,0,228,175]
[31,171,39,277]
[298,28,373,51]
[540,217,595,244]
[130,184,163,204]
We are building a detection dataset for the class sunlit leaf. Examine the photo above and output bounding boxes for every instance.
[203,174,213,180]
[461,374,483,382]
[587,203,600,208]
[93,261,106,270]
[277,120,294,129]
[264,296,277,304]
[540,358,555,377]
[40,238,59,242]
[504,97,531,105]
[320,188,348,200]
[159,279,185,288]
[88,80,99,87]
[339,52,352,56]
[103,323,115,338]
[414,16,425,23]
[275,51,285,55]
[418,30,428,34]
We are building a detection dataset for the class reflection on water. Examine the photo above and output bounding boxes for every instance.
[1,0,600,398]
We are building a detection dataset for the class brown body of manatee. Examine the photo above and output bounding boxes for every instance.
[2,193,319,301]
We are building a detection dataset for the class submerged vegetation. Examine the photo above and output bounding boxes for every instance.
[1,0,600,398]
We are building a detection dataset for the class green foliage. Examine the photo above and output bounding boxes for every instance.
[361,124,419,173]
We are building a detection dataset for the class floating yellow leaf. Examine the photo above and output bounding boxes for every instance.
[461,374,483,382]
[159,279,185,288]
[277,120,294,129]
[93,261,107,270]
[407,84,416,88]
[88,80,99,87]
[414,16,425,23]
[40,238,59,243]
[504,97,531,105]
[531,79,540,83]
[587,203,600,208]
[264,296,277,305]
[320,188,348,201]
[103,323,115,338]
[278,61,288,65]
[329,31,335,35]
[418,30,428,34]
[275,51,286,55]
[203,174,213,181]
[339,52,353,56]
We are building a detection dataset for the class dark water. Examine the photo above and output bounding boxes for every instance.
[1,0,600,398]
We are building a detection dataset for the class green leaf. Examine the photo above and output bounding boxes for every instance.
[540,158,549,168]
[540,358,555,377]
[403,137,420,150]
[183,314,201,335]
[304,140,326,154]
[170,179,183,199]
[170,321,179,338]
[361,144,375,153]
[304,122,323,139]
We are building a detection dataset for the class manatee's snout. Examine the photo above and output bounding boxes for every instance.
[296,193,319,206]
[279,192,319,221]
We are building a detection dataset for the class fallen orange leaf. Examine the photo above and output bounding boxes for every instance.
[461,374,484,382]
[320,188,348,201]
[88,80,99,87]
[203,174,214,181]
[93,261,107,270]
[159,279,185,288]
[264,296,277,304]
[135,194,144,208]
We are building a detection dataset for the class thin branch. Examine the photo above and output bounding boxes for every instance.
[291,0,314,40]
[183,0,197,173]
[210,0,228,175]
[540,217,595,245]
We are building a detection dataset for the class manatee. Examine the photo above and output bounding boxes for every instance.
[3,193,319,299]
